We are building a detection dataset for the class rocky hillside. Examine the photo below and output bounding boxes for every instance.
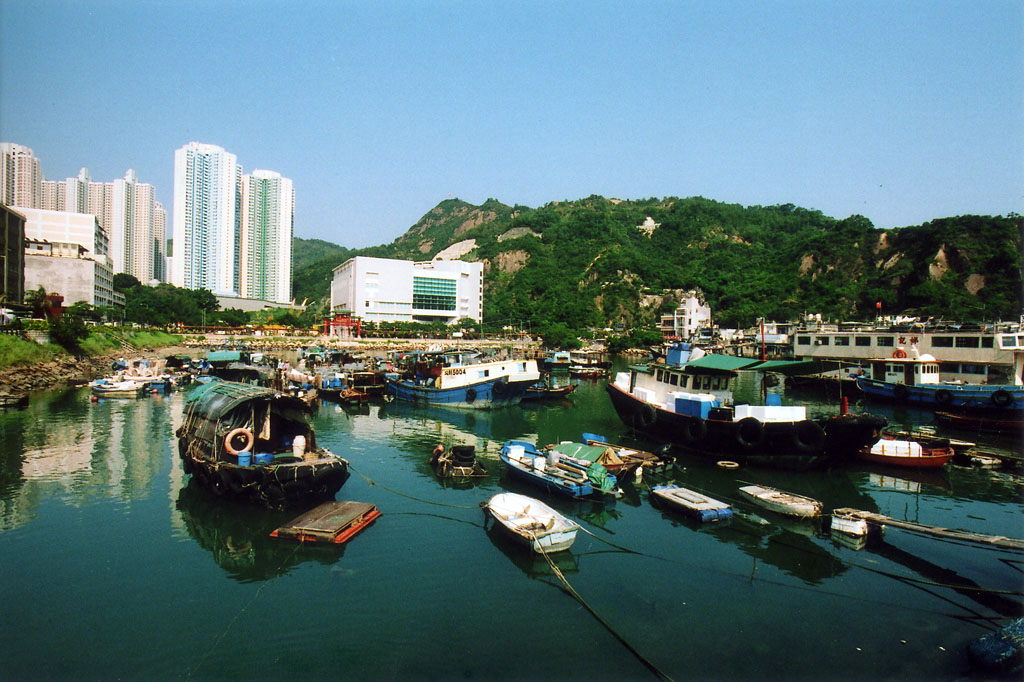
[294,196,1023,331]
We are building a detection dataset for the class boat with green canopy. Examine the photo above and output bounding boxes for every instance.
[176,380,350,507]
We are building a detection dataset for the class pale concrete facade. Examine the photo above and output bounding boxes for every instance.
[330,256,483,329]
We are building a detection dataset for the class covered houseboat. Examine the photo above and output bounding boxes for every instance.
[176,380,350,507]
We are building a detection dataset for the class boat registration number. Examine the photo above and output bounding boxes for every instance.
[445,368,466,376]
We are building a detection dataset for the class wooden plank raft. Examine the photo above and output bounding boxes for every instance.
[270,501,381,544]
[833,508,1024,551]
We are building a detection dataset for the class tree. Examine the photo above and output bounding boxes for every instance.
[113,273,141,292]
[48,309,89,353]
[217,308,249,327]
[24,286,48,318]
[540,322,582,350]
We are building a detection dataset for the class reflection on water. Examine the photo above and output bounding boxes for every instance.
[1,366,1022,682]
[174,479,345,581]
[0,388,176,530]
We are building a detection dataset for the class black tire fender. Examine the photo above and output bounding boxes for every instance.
[683,418,708,443]
[934,389,953,407]
[735,417,764,450]
[991,389,1013,408]
[792,420,826,453]
[636,403,657,428]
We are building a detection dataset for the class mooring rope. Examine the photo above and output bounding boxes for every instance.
[185,539,304,682]
[531,531,676,682]
[348,464,482,510]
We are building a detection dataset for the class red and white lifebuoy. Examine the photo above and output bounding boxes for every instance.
[892,349,907,359]
[224,427,254,455]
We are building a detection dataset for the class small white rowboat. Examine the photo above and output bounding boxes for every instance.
[738,484,823,519]
[486,492,581,554]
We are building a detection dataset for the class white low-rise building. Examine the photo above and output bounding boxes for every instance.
[18,208,120,308]
[329,256,482,330]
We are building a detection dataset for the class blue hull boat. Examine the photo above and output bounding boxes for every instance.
[499,440,619,499]
[386,352,540,409]
[387,374,532,409]
[856,377,1022,411]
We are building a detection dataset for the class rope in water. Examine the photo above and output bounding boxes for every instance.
[348,464,483,510]
[529,530,676,682]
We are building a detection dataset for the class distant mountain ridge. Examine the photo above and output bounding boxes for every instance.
[293,196,1022,330]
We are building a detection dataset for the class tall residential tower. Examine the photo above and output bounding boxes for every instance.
[171,142,241,296]
[240,169,293,304]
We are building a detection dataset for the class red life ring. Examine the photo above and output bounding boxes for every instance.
[892,349,907,359]
[224,427,254,455]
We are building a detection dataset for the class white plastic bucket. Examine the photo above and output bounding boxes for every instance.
[509,444,525,461]
[292,435,306,458]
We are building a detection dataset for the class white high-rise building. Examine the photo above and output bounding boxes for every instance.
[64,168,91,215]
[171,142,241,296]
[1,143,43,209]
[240,170,293,304]
[153,201,167,284]
[2,144,166,284]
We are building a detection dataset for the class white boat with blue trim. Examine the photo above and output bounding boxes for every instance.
[855,347,1023,411]
[385,349,540,409]
[485,492,580,554]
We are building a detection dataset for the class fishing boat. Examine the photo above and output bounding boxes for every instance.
[429,443,487,478]
[89,378,146,398]
[485,492,580,554]
[569,365,606,378]
[934,408,1024,434]
[650,484,733,522]
[386,349,540,409]
[738,484,823,518]
[549,433,673,480]
[521,377,576,401]
[176,380,350,508]
[858,438,955,469]
[499,440,619,499]
[543,350,572,373]
[855,348,1024,411]
[0,392,28,408]
[606,342,886,471]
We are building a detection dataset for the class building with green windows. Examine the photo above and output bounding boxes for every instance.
[330,256,482,328]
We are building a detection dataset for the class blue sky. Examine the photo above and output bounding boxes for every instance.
[2,1,1021,248]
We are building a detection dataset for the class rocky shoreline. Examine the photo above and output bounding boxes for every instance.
[0,337,550,396]
[0,346,194,396]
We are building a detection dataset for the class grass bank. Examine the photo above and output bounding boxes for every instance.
[0,334,60,370]
[0,327,184,371]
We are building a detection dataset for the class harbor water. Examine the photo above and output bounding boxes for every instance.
[0,363,1021,681]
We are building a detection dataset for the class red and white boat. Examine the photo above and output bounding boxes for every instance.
[858,438,955,469]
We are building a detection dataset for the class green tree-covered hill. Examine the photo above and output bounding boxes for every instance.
[293,196,1023,334]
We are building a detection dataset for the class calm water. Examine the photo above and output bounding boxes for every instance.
[0,363,1021,682]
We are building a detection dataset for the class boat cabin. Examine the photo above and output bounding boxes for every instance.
[868,352,940,386]
[179,381,319,463]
